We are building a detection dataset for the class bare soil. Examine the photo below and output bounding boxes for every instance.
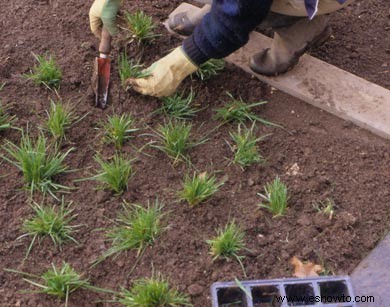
[0,0,389,306]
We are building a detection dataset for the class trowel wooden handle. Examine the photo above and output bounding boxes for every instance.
[99,27,112,55]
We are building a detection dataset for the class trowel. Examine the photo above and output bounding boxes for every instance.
[93,28,112,109]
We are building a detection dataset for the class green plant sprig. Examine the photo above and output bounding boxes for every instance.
[312,198,335,220]
[87,153,134,195]
[194,58,225,81]
[207,221,247,276]
[2,131,73,198]
[151,120,205,165]
[229,124,267,168]
[124,11,159,45]
[215,92,276,127]
[44,100,78,141]
[118,274,191,306]
[101,113,139,149]
[5,263,116,307]
[94,200,167,265]
[156,89,200,120]
[178,172,224,206]
[258,177,288,217]
[24,53,62,89]
[118,53,151,88]
[0,101,17,131]
[18,198,81,258]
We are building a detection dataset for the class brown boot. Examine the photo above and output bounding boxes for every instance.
[250,15,331,76]
[168,4,211,36]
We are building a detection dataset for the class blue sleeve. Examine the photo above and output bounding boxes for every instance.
[183,0,273,65]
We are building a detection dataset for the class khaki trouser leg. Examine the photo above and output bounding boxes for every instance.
[250,0,355,75]
[250,15,330,75]
[271,0,355,16]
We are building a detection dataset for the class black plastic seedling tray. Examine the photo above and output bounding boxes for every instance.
[211,276,356,307]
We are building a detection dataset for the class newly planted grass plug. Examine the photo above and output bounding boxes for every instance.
[25,53,62,89]
[207,221,247,275]
[153,120,203,164]
[157,90,199,120]
[215,92,274,126]
[96,200,166,264]
[2,132,72,197]
[90,154,134,194]
[178,172,224,206]
[124,11,159,44]
[45,100,77,141]
[118,274,190,307]
[102,113,139,149]
[6,263,112,307]
[194,58,225,81]
[19,198,80,258]
[0,102,16,132]
[229,124,266,168]
[258,177,288,217]
[118,53,151,88]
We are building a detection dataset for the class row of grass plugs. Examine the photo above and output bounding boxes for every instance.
[23,10,225,92]
[7,263,190,307]
[8,190,289,306]
[10,197,285,306]
[14,177,289,263]
[22,10,158,90]
[1,89,275,196]
[1,126,275,202]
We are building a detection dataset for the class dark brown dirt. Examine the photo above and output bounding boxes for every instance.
[0,0,389,306]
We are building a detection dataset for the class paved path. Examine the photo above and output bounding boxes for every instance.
[351,234,390,306]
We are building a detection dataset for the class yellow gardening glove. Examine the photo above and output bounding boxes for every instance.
[127,47,198,98]
[89,0,121,38]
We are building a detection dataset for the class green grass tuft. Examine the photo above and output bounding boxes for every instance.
[152,120,203,164]
[178,172,224,206]
[0,101,16,131]
[5,263,113,307]
[194,58,225,81]
[156,90,199,120]
[258,177,288,217]
[215,92,274,126]
[25,53,62,89]
[90,154,134,195]
[101,113,139,149]
[118,274,191,307]
[124,11,159,44]
[45,100,76,141]
[18,198,80,258]
[229,124,266,168]
[207,221,247,276]
[96,200,166,264]
[118,53,151,88]
[207,221,246,262]
[2,132,72,197]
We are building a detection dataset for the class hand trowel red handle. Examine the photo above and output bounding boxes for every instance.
[95,28,112,109]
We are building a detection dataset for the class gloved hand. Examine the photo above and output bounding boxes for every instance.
[126,47,198,97]
[89,0,121,38]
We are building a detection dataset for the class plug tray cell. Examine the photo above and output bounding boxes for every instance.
[211,276,356,307]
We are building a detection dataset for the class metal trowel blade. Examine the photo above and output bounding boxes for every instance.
[95,57,110,109]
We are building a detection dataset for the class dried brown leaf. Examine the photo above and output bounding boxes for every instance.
[291,256,323,278]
